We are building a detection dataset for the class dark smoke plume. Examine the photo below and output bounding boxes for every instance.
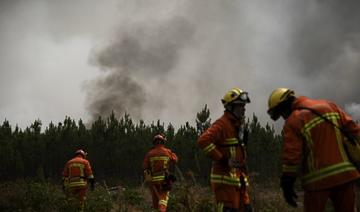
[289,0,360,104]
[86,16,194,120]
[85,74,145,120]
[84,0,360,127]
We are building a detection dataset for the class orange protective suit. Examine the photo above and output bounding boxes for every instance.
[283,96,360,211]
[198,111,251,211]
[62,155,94,211]
[143,144,178,212]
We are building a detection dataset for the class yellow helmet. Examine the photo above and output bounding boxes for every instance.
[75,149,87,158]
[153,134,166,142]
[221,87,250,107]
[267,88,295,120]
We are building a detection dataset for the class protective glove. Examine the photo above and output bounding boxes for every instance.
[89,178,95,191]
[143,169,152,183]
[243,128,249,145]
[240,175,248,189]
[167,174,177,183]
[162,174,177,191]
[280,175,298,207]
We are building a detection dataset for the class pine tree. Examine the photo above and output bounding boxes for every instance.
[195,104,211,135]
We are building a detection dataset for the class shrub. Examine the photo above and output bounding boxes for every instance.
[0,181,113,212]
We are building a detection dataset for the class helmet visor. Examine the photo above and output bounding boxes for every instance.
[233,92,250,104]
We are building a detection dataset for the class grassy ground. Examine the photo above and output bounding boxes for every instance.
[111,179,360,212]
[0,179,360,211]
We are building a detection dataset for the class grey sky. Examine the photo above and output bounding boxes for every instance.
[1,0,359,131]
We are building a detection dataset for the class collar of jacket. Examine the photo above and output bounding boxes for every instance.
[74,155,85,159]
[291,96,308,111]
[224,111,243,127]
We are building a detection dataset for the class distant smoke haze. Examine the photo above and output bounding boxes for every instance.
[288,0,360,105]
[86,0,360,129]
[0,0,359,130]
[345,103,360,121]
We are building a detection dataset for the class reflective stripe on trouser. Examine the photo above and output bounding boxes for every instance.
[66,186,87,212]
[212,183,250,209]
[150,183,170,212]
[304,181,356,212]
[158,191,169,212]
[217,202,224,212]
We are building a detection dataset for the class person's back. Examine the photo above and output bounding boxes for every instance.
[267,88,360,212]
[143,134,178,212]
[145,145,176,179]
[62,149,94,212]
[285,96,359,190]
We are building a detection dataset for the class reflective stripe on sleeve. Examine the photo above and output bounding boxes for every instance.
[203,143,216,154]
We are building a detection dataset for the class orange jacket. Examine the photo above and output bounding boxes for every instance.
[197,111,248,189]
[283,96,360,190]
[62,156,94,188]
[143,144,178,183]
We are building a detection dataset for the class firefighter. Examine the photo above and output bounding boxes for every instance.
[143,134,178,212]
[198,87,252,212]
[267,88,360,212]
[62,149,95,212]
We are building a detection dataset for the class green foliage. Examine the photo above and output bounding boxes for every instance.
[167,183,214,212]
[0,107,305,210]
[0,181,113,212]
[122,187,144,205]
[246,114,283,180]
[111,186,151,212]
[0,108,285,186]
[85,186,113,212]
[196,104,211,135]
[0,180,67,211]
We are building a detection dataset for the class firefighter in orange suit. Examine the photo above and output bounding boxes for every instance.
[198,87,252,212]
[143,134,178,212]
[62,149,95,211]
[267,88,360,212]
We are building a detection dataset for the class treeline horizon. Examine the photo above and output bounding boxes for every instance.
[0,105,283,186]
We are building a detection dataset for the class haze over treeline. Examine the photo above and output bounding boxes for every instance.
[0,0,359,130]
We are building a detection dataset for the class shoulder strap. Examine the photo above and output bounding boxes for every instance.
[296,107,357,145]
